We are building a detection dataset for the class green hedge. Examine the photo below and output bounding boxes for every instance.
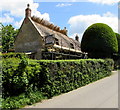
[2,58,114,108]
[2,52,28,59]
[37,59,114,97]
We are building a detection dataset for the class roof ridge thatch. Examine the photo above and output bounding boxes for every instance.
[31,16,67,36]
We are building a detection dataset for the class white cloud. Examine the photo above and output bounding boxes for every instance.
[21,0,118,4]
[56,3,72,7]
[88,0,119,5]
[68,12,118,41]
[103,11,115,17]
[14,19,23,29]
[69,33,83,42]
[0,0,50,28]
[0,0,34,17]
[0,13,14,23]
[38,0,119,5]
[33,11,50,21]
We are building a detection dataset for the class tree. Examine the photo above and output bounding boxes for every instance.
[115,33,120,54]
[81,23,118,58]
[0,23,19,53]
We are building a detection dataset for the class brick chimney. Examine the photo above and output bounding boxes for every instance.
[75,34,79,41]
[25,4,31,18]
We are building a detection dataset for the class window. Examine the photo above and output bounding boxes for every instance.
[70,43,74,49]
[55,38,59,45]
[45,35,54,44]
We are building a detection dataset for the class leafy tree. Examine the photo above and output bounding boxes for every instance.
[81,23,118,58]
[115,33,120,54]
[0,23,19,53]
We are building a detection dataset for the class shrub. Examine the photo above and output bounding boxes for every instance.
[2,57,27,98]
[2,91,45,109]
[2,52,28,59]
[111,33,120,69]
[37,59,114,97]
[2,58,114,108]
[81,23,118,58]
[2,57,42,98]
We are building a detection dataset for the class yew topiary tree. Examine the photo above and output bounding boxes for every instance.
[81,23,118,58]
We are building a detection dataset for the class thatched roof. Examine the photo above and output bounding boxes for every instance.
[31,16,81,51]
[31,16,67,35]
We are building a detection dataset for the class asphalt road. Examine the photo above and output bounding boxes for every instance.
[25,71,118,108]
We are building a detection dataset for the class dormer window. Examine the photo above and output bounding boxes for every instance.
[70,43,74,49]
[45,35,54,44]
[55,38,59,45]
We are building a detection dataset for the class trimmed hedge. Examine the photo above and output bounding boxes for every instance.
[37,59,114,97]
[2,58,114,108]
[2,52,28,59]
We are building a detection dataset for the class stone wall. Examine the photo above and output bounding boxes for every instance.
[14,18,43,59]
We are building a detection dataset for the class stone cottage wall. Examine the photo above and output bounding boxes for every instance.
[14,18,43,59]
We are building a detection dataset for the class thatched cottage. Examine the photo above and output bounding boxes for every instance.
[15,4,83,59]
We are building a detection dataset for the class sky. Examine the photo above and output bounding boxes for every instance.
[0,0,119,42]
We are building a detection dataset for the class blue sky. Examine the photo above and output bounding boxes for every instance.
[38,2,118,35]
[0,0,119,41]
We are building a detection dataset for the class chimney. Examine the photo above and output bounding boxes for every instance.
[75,34,79,41]
[25,4,31,18]
[64,27,68,35]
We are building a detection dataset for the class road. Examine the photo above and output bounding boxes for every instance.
[25,71,118,108]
